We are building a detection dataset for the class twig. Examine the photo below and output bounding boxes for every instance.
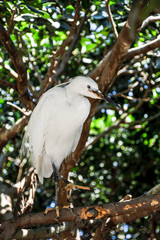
[120,94,160,102]
[123,111,160,127]
[7,101,31,116]
[14,168,36,217]
[140,15,160,31]
[85,116,126,150]
[0,62,18,80]
[123,36,160,60]
[16,158,27,183]
[105,0,118,39]
[112,82,139,97]
[6,10,15,37]
[25,171,37,213]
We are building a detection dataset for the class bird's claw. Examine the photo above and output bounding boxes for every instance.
[64,183,76,192]
[64,183,91,201]
[44,207,54,215]
[44,206,60,219]
[65,183,91,192]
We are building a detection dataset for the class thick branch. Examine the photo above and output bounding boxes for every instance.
[1,194,160,240]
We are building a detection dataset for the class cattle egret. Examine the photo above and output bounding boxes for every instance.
[21,76,121,215]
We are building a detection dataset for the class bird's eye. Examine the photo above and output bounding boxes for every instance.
[87,85,91,89]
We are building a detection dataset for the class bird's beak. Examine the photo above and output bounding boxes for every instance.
[102,94,123,110]
[89,88,122,110]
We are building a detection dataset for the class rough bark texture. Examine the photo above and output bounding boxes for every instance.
[1,194,160,240]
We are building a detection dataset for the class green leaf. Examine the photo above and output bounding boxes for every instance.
[0,98,4,104]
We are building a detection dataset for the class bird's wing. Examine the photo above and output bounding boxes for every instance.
[72,126,83,152]
[21,88,64,182]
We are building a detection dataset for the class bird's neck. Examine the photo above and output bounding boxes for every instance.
[66,86,82,104]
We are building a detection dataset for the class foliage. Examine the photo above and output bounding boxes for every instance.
[0,0,160,239]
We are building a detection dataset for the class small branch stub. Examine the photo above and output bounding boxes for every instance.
[80,206,111,220]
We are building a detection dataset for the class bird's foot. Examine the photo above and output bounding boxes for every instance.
[44,206,60,219]
[61,176,91,201]
[64,183,90,200]
[44,207,54,215]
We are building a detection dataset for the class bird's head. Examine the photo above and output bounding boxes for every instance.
[69,76,122,109]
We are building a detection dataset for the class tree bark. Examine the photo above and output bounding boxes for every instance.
[1,193,160,240]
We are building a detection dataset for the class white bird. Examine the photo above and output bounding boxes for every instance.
[21,76,121,214]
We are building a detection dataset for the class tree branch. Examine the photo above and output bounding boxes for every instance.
[1,194,160,240]
[6,102,31,116]
[140,15,160,31]
[122,111,160,130]
[123,36,160,60]
[14,168,37,217]
[0,116,28,152]
[6,10,15,37]
[105,0,118,39]
[0,62,18,80]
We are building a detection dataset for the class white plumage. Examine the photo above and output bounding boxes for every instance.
[21,76,103,183]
